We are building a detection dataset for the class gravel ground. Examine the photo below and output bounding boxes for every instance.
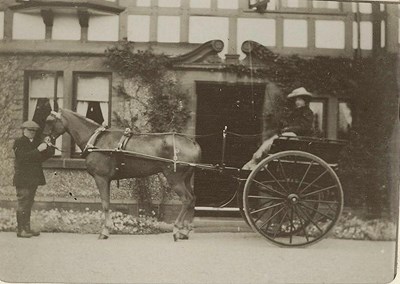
[0,232,396,284]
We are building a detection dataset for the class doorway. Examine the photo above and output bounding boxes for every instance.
[194,82,265,207]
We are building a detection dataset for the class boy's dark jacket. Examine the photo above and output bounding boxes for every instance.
[282,106,314,136]
[13,136,54,187]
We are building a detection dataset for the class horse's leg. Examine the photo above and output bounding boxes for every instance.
[180,170,196,240]
[164,171,194,242]
[94,175,112,240]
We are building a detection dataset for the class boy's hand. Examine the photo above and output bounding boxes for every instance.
[37,143,48,152]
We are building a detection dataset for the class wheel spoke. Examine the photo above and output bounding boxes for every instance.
[326,202,338,214]
[272,210,289,239]
[289,207,295,244]
[298,202,333,221]
[278,158,291,191]
[293,206,310,242]
[298,170,329,195]
[296,161,314,192]
[302,199,339,205]
[253,200,275,223]
[250,201,286,215]
[296,205,323,233]
[301,185,337,198]
[251,179,286,198]
[264,166,289,194]
[259,205,286,229]
[248,195,284,200]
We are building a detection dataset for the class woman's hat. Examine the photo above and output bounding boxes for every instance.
[287,87,313,99]
[21,120,40,130]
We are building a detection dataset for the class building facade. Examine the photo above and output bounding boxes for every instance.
[0,0,399,206]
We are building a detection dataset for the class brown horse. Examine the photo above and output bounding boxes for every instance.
[43,109,201,240]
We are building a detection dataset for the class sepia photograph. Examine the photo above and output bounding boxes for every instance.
[0,0,398,283]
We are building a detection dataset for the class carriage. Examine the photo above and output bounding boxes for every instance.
[44,110,346,247]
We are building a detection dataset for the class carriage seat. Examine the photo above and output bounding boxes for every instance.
[270,135,347,165]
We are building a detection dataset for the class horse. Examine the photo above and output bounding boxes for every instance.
[42,109,201,241]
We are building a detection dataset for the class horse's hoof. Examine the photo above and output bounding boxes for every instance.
[98,234,109,240]
[173,233,178,242]
[179,234,189,240]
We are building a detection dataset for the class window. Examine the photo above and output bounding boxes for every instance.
[283,0,308,8]
[136,0,151,6]
[0,12,4,39]
[190,0,211,8]
[315,20,345,49]
[157,16,180,42]
[73,73,111,152]
[337,100,352,140]
[283,19,308,48]
[189,16,229,55]
[313,1,339,9]
[309,100,327,137]
[26,71,64,155]
[158,0,180,7]
[217,0,238,9]
[237,18,276,52]
[13,12,46,40]
[353,21,373,50]
[128,15,150,42]
[52,14,81,40]
[88,15,119,41]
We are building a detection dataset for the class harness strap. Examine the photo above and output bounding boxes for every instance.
[172,133,178,172]
[116,128,133,151]
[81,126,107,157]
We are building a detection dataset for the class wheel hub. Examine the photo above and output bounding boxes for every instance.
[287,193,300,204]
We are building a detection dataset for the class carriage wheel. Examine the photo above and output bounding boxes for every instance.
[237,183,251,227]
[243,151,343,247]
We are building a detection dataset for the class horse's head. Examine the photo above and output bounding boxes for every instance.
[42,110,67,141]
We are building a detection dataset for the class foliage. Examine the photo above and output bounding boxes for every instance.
[0,57,22,186]
[105,41,171,84]
[0,208,395,240]
[105,41,190,133]
[0,208,172,234]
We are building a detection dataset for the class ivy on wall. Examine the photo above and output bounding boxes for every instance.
[105,41,190,133]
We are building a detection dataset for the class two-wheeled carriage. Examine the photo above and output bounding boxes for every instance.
[90,130,346,247]
[44,110,346,246]
[186,133,346,247]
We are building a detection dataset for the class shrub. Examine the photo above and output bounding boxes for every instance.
[0,208,172,234]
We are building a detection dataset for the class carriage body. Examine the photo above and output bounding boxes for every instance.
[240,135,347,247]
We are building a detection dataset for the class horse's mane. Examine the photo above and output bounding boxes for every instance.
[60,108,100,128]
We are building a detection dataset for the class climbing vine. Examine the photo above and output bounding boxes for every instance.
[105,41,190,133]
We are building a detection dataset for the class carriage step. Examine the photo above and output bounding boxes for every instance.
[193,217,252,233]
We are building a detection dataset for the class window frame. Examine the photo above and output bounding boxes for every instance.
[309,98,328,137]
[23,70,63,120]
[23,70,64,156]
[337,98,353,140]
[72,71,113,126]
[71,71,112,156]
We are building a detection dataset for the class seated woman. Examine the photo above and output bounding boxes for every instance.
[242,87,314,170]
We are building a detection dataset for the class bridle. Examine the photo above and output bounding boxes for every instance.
[42,111,64,152]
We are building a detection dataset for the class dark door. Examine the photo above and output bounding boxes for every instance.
[194,83,265,207]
